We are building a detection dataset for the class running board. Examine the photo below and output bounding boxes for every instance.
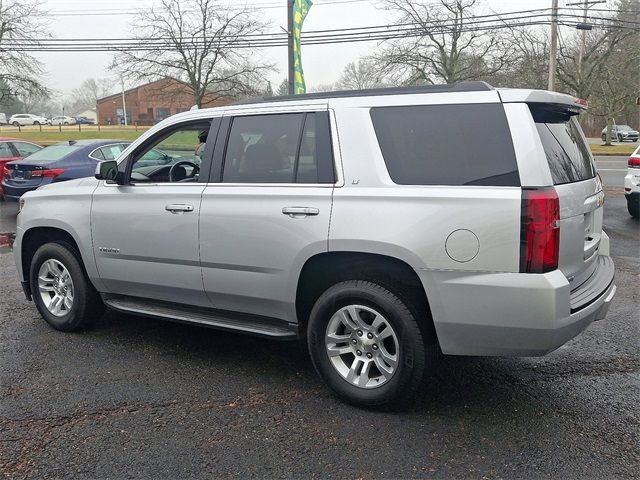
[103,296,297,339]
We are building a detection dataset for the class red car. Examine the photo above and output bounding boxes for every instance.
[0,137,42,199]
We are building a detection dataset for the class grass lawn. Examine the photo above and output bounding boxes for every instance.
[588,141,637,156]
[3,126,637,155]
[0,127,148,146]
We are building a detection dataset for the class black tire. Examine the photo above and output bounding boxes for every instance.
[628,196,639,219]
[618,134,623,142]
[602,134,606,142]
[29,242,104,332]
[63,122,69,126]
[12,121,19,127]
[307,280,435,409]
[34,121,40,126]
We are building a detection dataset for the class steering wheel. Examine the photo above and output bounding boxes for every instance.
[169,161,199,182]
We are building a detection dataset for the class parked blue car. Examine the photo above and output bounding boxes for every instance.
[1,139,126,199]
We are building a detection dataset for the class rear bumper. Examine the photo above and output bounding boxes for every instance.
[1,183,38,199]
[418,254,616,357]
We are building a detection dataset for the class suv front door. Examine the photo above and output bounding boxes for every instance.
[91,117,219,307]
[199,108,337,322]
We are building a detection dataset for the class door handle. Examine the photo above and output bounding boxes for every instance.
[282,206,320,217]
[165,204,194,213]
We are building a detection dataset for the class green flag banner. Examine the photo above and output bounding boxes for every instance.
[293,0,312,94]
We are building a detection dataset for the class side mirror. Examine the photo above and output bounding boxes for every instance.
[95,160,118,182]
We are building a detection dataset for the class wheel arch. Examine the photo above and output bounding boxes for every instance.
[20,226,97,297]
[295,251,436,341]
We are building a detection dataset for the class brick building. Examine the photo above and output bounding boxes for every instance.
[96,78,230,125]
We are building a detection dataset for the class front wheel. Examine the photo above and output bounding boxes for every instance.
[30,242,104,331]
[12,121,19,127]
[63,122,69,125]
[307,280,434,409]
[618,134,623,142]
[34,121,40,126]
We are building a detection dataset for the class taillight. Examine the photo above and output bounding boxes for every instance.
[30,168,65,178]
[628,156,640,168]
[520,188,560,274]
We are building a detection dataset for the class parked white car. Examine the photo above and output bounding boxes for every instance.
[50,116,77,126]
[624,144,640,218]
[9,114,49,127]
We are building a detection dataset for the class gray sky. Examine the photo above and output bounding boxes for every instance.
[36,0,558,98]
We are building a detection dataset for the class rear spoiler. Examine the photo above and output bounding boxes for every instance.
[497,88,588,114]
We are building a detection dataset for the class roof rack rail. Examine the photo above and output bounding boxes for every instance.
[233,81,494,105]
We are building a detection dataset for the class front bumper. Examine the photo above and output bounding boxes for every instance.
[418,253,616,357]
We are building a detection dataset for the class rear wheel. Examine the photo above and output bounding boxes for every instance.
[307,280,434,409]
[12,121,19,127]
[34,121,40,126]
[63,122,69,126]
[30,242,104,331]
[628,196,639,218]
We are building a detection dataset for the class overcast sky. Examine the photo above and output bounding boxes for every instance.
[36,0,560,99]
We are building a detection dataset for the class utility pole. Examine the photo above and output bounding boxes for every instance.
[120,75,128,126]
[577,0,589,71]
[287,0,295,95]
[548,0,559,91]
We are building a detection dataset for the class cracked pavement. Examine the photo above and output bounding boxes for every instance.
[0,194,638,479]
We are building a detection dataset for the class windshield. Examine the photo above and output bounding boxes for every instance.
[23,145,78,163]
[618,125,633,131]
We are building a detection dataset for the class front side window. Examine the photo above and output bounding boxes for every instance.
[129,120,211,183]
[222,112,334,184]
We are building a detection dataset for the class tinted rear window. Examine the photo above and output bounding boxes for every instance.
[530,105,596,185]
[23,145,78,163]
[370,104,519,186]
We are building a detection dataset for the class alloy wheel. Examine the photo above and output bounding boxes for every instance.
[38,259,75,317]
[325,304,399,389]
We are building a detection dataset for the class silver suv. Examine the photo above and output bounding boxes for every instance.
[13,83,616,408]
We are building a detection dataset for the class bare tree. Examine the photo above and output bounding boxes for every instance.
[335,59,392,90]
[375,0,510,85]
[0,0,49,103]
[112,0,272,107]
[275,78,289,96]
[488,25,549,90]
[68,78,115,114]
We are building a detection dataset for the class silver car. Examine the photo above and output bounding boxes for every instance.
[13,83,616,407]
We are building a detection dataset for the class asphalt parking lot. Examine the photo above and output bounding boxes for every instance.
[0,193,638,479]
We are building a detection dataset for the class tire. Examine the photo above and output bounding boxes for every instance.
[29,242,104,332]
[63,122,69,126]
[34,121,40,126]
[12,121,19,127]
[601,134,606,142]
[618,134,623,142]
[307,280,435,409]
[628,196,640,219]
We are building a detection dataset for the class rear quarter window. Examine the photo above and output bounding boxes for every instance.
[529,104,596,185]
[370,103,519,186]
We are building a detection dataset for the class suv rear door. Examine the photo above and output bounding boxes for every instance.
[530,103,604,290]
[199,106,337,322]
